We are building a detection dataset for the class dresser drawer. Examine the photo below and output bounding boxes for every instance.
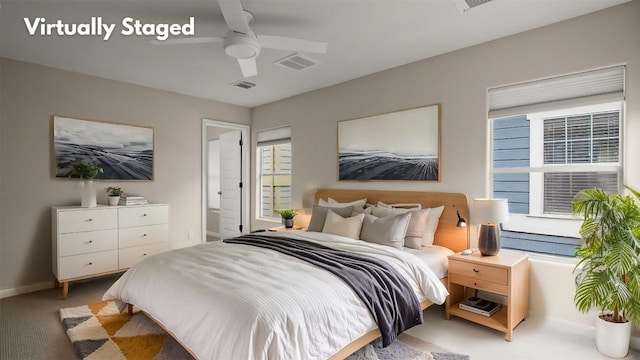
[58,208,118,234]
[119,242,168,269]
[449,259,508,285]
[118,205,169,228]
[118,224,169,248]
[58,250,118,280]
[58,229,117,256]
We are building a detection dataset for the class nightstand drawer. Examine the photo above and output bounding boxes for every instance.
[449,260,508,285]
[449,273,508,294]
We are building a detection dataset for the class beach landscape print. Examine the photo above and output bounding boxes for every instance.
[54,116,153,180]
[338,104,440,181]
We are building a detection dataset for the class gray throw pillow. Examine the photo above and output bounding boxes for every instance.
[307,205,355,232]
[360,212,411,249]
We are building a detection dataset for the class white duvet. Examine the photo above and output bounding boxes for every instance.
[103,231,448,360]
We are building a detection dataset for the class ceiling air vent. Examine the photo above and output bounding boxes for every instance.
[454,0,493,12]
[274,53,319,71]
[231,80,256,89]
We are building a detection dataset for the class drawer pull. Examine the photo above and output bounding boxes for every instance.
[143,253,147,256]
[143,214,147,217]
[88,240,93,244]
[87,218,93,222]
[473,268,480,273]
[143,234,147,237]
[88,262,93,265]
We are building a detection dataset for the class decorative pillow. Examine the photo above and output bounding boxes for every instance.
[322,210,365,239]
[307,205,355,232]
[360,212,411,249]
[403,208,430,250]
[318,197,367,212]
[369,206,430,249]
[422,205,445,246]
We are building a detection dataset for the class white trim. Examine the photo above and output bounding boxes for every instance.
[201,119,250,244]
[0,281,52,299]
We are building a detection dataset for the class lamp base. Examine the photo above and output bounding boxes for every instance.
[478,224,500,256]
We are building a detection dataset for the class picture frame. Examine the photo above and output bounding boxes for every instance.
[53,116,154,180]
[337,104,441,181]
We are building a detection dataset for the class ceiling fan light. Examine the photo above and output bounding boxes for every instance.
[224,33,261,59]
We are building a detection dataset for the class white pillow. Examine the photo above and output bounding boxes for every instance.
[360,213,411,249]
[322,210,365,239]
[369,206,430,249]
[422,205,445,246]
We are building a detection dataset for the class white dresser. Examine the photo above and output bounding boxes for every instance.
[52,204,169,299]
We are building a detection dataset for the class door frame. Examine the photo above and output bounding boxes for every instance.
[201,119,250,243]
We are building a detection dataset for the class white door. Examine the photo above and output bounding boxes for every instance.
[219,130,243,240]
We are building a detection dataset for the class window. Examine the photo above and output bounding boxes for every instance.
[257,127,292,220]
[488,66,624,256]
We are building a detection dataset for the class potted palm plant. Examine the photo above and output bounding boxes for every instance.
[572,186,640,358]
[66,158,103,208]
[278,209,297,228]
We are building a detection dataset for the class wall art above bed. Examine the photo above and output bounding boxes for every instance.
[337,104,441,181]
[53,116,154,180]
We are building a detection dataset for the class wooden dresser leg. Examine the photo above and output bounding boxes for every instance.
[127,304,133,316]
[62,282,69,300]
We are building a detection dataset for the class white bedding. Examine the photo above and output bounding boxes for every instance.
[403,245,454,279]
[103,231,448,360]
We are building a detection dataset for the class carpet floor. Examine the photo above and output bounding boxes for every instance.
[60,299,469,360]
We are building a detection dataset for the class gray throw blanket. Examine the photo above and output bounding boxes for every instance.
[223,234,422,346]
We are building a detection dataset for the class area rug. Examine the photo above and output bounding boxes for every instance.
[61,300,469,360]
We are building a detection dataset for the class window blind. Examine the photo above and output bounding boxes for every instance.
[257,126,291,147]
[489,66,625,119]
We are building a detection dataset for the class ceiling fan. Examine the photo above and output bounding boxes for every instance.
[151,0,328,78]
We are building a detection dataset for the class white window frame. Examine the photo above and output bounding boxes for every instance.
[256,127,292,222]
[493,102,623,238]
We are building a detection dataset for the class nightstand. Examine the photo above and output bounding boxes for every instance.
[269,225,304,232]
[445,250,529,341]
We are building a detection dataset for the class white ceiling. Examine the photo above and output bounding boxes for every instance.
[0,0,630,107]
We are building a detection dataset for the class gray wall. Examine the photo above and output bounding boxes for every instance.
[250,1,640,333]
[251,2,640,231]
[0,58,250,293]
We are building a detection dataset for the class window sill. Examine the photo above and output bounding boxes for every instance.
[501,248,579,266]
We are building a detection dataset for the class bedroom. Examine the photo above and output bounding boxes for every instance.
[1,0,639,359]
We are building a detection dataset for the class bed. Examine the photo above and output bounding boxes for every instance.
[103,189,469,359]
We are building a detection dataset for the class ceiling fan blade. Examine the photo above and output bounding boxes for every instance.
[257,35,328,54]
[218,0,250,35]
[237,57,257,78]
[150,37,224,45]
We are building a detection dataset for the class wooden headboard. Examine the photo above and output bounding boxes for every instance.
[314,189,469,253]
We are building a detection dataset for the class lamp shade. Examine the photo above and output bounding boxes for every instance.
[473,198,509,224]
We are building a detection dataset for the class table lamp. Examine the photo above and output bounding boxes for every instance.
[473,198,509,256]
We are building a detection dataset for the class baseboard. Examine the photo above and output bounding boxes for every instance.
[207,231,220,238]
[0,280,52,299]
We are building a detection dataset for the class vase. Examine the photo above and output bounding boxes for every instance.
[283,218,294,228]
[81,180,97,208]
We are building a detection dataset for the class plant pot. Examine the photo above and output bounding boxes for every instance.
[80,180,97,208]
[108,196,120,206]
[283,218,294,228]
[595,312,631,358]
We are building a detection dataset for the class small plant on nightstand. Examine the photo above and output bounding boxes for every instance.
[107,187,123,206]
[278,209,297,228]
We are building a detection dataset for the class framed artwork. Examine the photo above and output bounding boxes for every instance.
[337,104,440,181]
[53,116,154,180]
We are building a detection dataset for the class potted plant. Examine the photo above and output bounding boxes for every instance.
[106,187,123,206]
[278,209,297,228]
[66,158,103,208]
[572,186,640,358]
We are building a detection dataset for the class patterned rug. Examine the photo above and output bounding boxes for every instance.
[60,300,469,360]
